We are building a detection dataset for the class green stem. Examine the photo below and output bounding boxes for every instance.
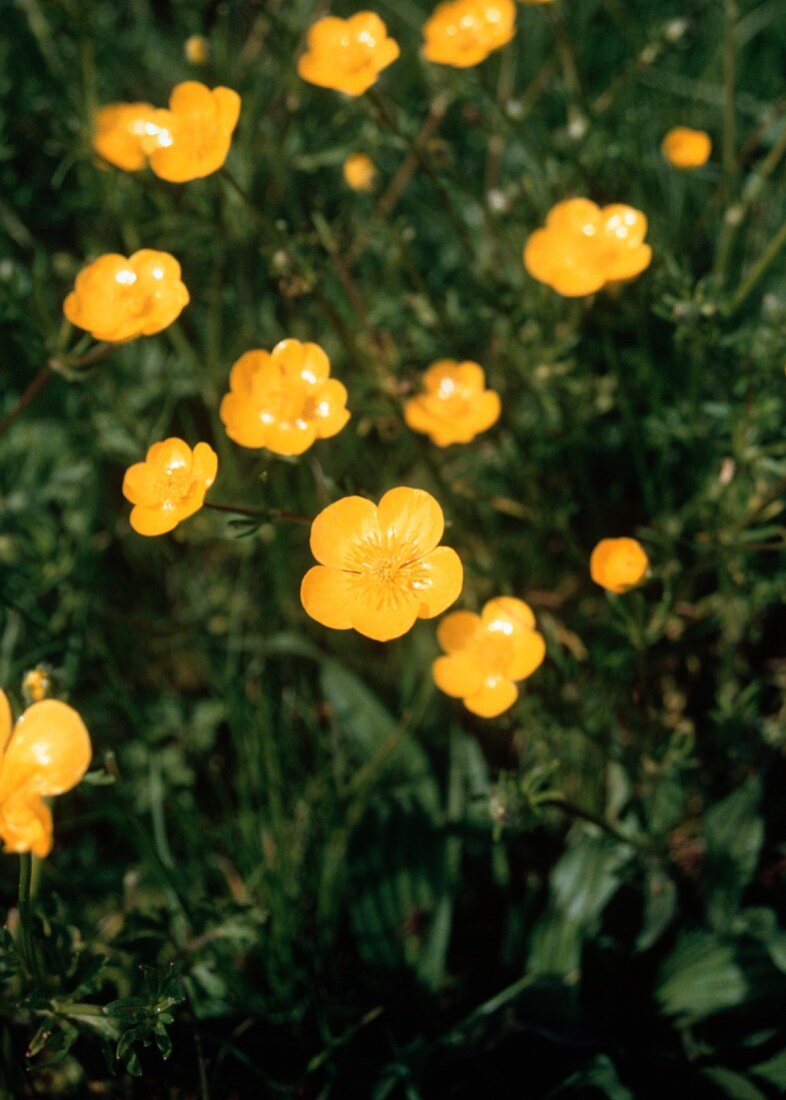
[0,368,52,438]
[722,0,738,187]
[204,501,311,525]
[541,798,656,854]
[18,853,42,982]
[723,218,786,316]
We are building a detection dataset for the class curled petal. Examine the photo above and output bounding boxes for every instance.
[482,597,536,635]
[504,631,546,682]
[1,700,91,799]
[311,380,350,439]
[191,442,218,488]
[130,503,182,537]
[0,792,53,857]
[122,462,159,507]
[274,340,331,385]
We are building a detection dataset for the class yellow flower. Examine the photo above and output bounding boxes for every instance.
[590,537,649,594]
[343,153,377,191]
[404,360,501,446]
[22,667,51,705]
[149,82,241,183]
[184,35,209,64]
[298,13,400,96]
[122,438,218,537]
[524,198,652,297]
[219,340,350,457]
[0,690,91,857]
[93,103,171,171]
[64,250,189,343]
[301,488,463,641]
[433,597,545,718]
[423,0,516,68]
[661,127,712,169]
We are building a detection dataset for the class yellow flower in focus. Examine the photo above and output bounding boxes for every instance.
[220,340,350,457]
[0,690,91,857]
[298,13,400,96]
[423,0,516,68]
[404,360,501,446]
[93,103,171,171]
[22,667,51,705]
[301,488,463,641]
[590,537,649,594]
[184,35,209,64]
[661,127,712,169]
[433,597,545,718]
[122,438,218,537]
[524,198,652,297]
[64,250,189,342]
[344,153,377,191]
[149,82,241,182]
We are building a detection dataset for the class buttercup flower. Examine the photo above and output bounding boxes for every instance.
[64,250,189,342]
[93,103,170,171]
[301,488,463,641]
[590,537,649,594]
[524,199,652,297]
[423,0,516,68]
[0,690,91,857]
[122,438,218,537]
[298,13,400,96]
[661,127,712,169]
[184,35,209,64]
[220,340,350,457]
[148,81,241,182]
[344,153,377,191]
[433,597,545,718]
[22,667,51,705]
[404,360,501,446]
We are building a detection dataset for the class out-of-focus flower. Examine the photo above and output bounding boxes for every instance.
[220,340,350,456]
[423,0,516,68]
[298,13,400,96]
[301,488,463,641]
[184,35,209,64]
[64,250,189,342]
[93,103,172,171]
[0,690,91,857]
[524,198,652,296]
[590,537,649,594]
[122,438,218,536]
[404,360,501,446]
[149,82,241,182]
[343,153,377,191]
[661,127,712,169]
[433,597,545,717]
[22,668,51,705]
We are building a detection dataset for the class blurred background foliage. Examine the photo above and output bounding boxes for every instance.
[2,0,786,1095]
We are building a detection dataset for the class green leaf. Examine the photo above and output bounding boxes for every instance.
[555,1054,635,1099]
[656,931,747,1020]
[703,776,764,931]
[700,1068,768,1100]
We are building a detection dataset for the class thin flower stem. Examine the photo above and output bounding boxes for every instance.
[541,798,656,854]
[18,853,42,982]
[204,501,312,525]
[0,368,51,438]
[723,218,786,316]
[722,0,739,187]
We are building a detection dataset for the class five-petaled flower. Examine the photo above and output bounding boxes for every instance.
[433,597,545,718]
[590,537,649,594]
[93,102,171,172]
[404,360,501,447]
[661,127,712,169]
[343,153,377,191]
[220,340,350,457]
[148,81,241,182]
[64,250,189,342]
[423,0,516,68]
[298,13,400,96]
[301,488,463,641]
[524,198,652,297]
[123,438,218,537]
[0,690,91,857]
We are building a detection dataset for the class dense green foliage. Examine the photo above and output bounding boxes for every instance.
[2,0,786,1094]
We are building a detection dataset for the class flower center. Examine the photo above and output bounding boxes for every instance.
[153,466,191,501]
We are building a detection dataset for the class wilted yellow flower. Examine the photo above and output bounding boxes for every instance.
[343,153,377,191]
[433,597,545,718]
[404,360,501,446]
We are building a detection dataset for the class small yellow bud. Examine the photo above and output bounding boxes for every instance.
[184,35,209,65]
[343,154,377,192]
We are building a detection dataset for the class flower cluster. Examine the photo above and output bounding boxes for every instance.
[0,691,91,857]
[93,81,240,182]
[404,360,501,447]
[423,0,517,68]
[524,199,652,297]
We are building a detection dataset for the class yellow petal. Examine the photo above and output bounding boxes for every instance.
[433,653,485,698]
[300,566,356,630]
[408,546,463,619]
[377,487,445,559]
[309,496,380,569]
[0,690,12,754]
[482,597,536,635]
[191,442,218,488]
[130,503,182,536]
[122,462,159,506]
[505,631,546,681]
[1,700,91,798]
[349,589,419,642]
[436,610,482,653]
[464,676,518,718]
[262,419,317,456]
[0,792,53,857]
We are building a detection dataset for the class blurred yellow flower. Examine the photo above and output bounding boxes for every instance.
[298,13,400,96]
[122,438,218,537]
[0,690,91,857]
[93,102,171,171]
[64,250,189,342]
[524,198,652,297]
[661,127,712,169]
[404,360,501,446]
[22,668,51,705]
[220,340,350,457]
[590,537,649,594]
[423,0,516,68]
[149,81,241,182]
[344,153,377,191]
[301,488,463,641]
[184,34,209,64]
[433,597,545,717]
